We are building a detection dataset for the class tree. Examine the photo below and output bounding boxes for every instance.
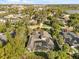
[58,35,64,45]
[67,14,79,33]
[62,44,70,53]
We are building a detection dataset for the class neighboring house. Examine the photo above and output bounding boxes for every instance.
[0,18,6,23]
[62,14,70,20]
[29,19,37,25]
[57,18,67,25]
[38,8,43,11]
[4,14,21,19]
[48,13,54,16]
[0,11,6,14]
[48,12,56,17]
[10,18,20,23]
[0,33,7,46]
[61,26,74,32]
[60,14,70,20]
[4,14,15,19]
[27,29,54,52]
[4,14,21,23]
[58,14,70,25]
[62,31,79,47]
[10,30,16,38]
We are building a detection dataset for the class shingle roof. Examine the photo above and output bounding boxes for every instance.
[27,30,54,52]
[0,33,7,46]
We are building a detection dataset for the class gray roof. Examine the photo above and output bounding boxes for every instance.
[0,33,7,41]
[63,32,79,46]
[0,33,7,46]
[27,30,54,52]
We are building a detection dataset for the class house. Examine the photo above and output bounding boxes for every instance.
[0,33,7,46]
[4,14,15,19]
[58,14,70,25]
[4,14,22,19]
[38,8,43,11]
[60,14,70,20]
[10,29,16,38]
[29,19,37,25]
[48,12,56,17]
[0,18,6,23]
[62,31,79,47]
[48,13,54,16]
[4,14,21,23]
[0,11,6,14]
[61,26,74,32]
[27,29,54,52]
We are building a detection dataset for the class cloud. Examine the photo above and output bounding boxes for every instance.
[0,0,32,4]
[0,0,60,4]
[0,0,19,4]
[0,0,79,4]
[21,0,34,4]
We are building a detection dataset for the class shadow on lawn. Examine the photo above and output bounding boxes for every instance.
[34,52,49,59]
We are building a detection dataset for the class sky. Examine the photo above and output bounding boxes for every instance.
[0,0,79,4]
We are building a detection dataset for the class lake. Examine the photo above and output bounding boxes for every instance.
[65,10,79,14]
